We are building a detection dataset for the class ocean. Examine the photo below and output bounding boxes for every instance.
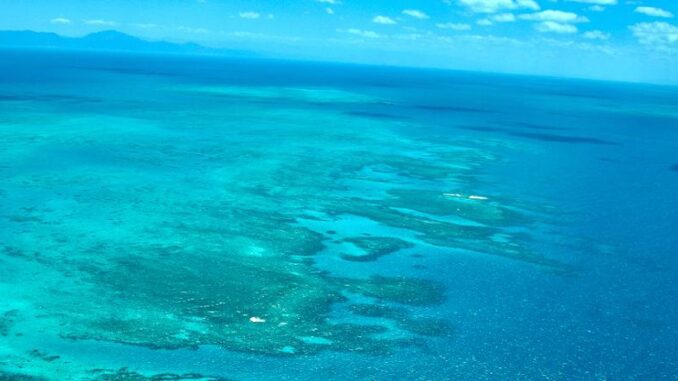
[1,49,677,380]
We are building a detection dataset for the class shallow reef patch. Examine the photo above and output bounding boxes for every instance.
[0,371,48,381]
[0,310,18,337]
[339,237,414,262]
[508,132,617,145]
[90,368,231,381]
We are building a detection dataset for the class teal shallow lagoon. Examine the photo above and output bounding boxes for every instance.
[1,50,677,380]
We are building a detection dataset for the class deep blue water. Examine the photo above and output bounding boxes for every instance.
[0,49,677,380]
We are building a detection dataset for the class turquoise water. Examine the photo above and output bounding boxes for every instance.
[1,49,677,380]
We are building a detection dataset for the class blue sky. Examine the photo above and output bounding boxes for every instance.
[1,0,677,83]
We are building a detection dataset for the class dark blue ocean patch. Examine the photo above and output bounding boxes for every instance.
[413,104,490,113]
[0,95,30,101]
[541,89,615,101]
[670,164,678,172]
[360,81,402,88]
[509,132,618,145]
[511,122,569,131]
[455,125,615,147]
[459,126,506,132]
[345,111,409,120]
[82,66,186,77]
[0,94,100,104]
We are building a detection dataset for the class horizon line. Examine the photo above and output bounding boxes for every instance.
[1,28,676,88]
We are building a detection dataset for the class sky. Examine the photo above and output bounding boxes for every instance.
[1,0,677,84]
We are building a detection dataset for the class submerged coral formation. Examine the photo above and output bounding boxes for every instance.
[91,368,230,381]
[0,64,568,379]
[339,237,414,262]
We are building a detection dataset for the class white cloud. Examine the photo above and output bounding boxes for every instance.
[566,0,616,4]
[457,33,526,45]
[436,22,472,30]
[475,13,516,25]
[85,19,118,27]
[521,10,586,33]
[50,17,72,25]
[535,21,578,33]
[177,26,209,34]
[373,15,397,25]
[326,8,335,15]
[588,5,605,12]
[239,12,261,19]
[583,30,610,40]
[539,37,614,54]
[630,21,678,51]
[343,28,381,38]
[318,0,339,3]
[635,6,674,18]
[519,10,588,23]
[492,13,516,22]
[458,0,539,14]
[402,9,430,19]
[517,0,540,10]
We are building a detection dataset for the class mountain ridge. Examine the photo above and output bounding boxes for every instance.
[0,30,256,57]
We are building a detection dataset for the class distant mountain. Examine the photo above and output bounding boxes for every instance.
[0,30,256,57]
